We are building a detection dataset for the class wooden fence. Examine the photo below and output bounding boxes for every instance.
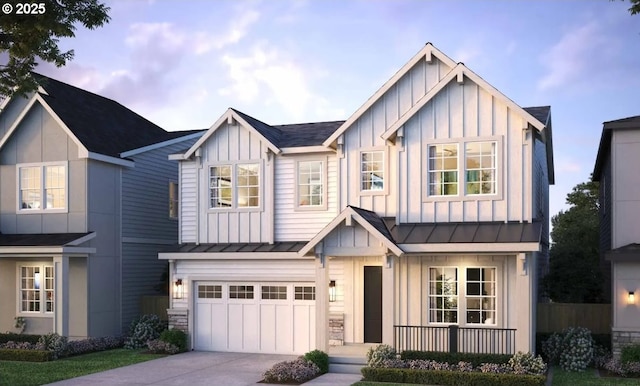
[140,295,169,321]
[537,303,611,334]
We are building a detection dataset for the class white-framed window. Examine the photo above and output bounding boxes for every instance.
[198,284,222,299]
[17,162,67,212]
[360,150,385,192]
[465,141,497,195]
[209,162,260,209]
[261,285,287,300]
[425,138,501,200]
[19,265,54,314]
[427,266,497,326]
[294,286,316,300]
[169,181,179,219]
[229,285,254,299]
[296,160,326,210]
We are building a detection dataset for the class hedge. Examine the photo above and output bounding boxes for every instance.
[400,351,512,367]
[0,348,52,362]
[361,367,546,386]
[0,333,41,344]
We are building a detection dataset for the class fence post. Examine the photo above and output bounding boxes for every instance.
[449,325,458,353]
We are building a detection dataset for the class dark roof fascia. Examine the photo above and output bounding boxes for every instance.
[594,116,640,180]
[168,241,307,254]
[524,106,554,185]
[0,232,93,247]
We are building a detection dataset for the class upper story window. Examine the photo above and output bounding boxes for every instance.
[361,151,385,192]
[426,139,500,199]
[209,163,260,209]
[19,265,54,314]
[169,181,179,219]
[297,160,326,210]
[18,163,67,212]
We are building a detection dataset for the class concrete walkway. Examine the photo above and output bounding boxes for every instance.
[46,351,362,386]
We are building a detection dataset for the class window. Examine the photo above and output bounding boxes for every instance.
[209,163,260,209]
[229,285,254,299]
[169,182,179,219]
[294,286,316,300]
[261,286,287,300]
[198,285,222,299]
[428,267,458,323]
[465,142,496,195]
[361,151,384,191]
[20,265,54,314]
[466,268,496,324]
[18,163,66,211]
[428,144,458,196]
[297,160,324,208]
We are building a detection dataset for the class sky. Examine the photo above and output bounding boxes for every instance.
[32,0,640,223]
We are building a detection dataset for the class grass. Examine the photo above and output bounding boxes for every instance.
[552,367,640,385]
[0,348,164,386]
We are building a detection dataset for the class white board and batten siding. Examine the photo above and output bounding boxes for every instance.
[179,161,197,243]
[274,154,338,241]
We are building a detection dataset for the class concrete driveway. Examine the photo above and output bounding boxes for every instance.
[46,351,362,386]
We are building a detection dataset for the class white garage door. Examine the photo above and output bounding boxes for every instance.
[194,282,316,354]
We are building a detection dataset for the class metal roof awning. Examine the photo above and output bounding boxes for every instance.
[0,232,96,255]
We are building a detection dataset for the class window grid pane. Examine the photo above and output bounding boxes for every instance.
[428,267,458,323]
[237,164,260,208]
[465,142,497,195]
[229,285,254,299]
[465,267,497,324]
[198,285,222,299]
[45,266,54,313]
[294,286,316,300]
[210,166,232,208]
[298,161,324,207]
[44,165,65,209]
[20,167,41,209]
[361,151,384,191]
[428,144,458,196]
[261,285,287,300]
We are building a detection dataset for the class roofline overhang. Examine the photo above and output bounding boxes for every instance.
[120,131,205,158]
[399,242,540,253]
[85,151,135,168]
[159,252,307,260]
[0,246,96,255]
[280,146,335,154]
[168,153,187,161]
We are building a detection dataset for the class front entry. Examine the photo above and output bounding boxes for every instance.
[364,266,382,343]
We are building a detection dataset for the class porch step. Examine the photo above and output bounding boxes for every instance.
[329,355,367,374]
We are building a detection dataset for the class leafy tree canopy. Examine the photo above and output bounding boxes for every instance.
[617,0,640,15]
[0,0,110,98]
[542,179,603,303]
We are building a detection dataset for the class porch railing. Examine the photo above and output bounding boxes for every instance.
[393,325,516,355]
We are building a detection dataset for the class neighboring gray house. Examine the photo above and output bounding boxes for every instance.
[593,115,640,357]
[161,43,554,355]
[0,74,202,338]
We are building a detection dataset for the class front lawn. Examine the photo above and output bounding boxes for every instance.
[0,348,163,386]
[552,367,640,385]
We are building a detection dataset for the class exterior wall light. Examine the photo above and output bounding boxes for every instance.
[173,279,183,299]
[329,280,336,302]
[629,291,635,305]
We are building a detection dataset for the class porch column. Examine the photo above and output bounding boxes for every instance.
[382,253,395,346]
[515,252,533,353]
[315,250,329,352]
[53,255,70,336]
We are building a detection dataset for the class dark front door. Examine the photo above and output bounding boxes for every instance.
[364,266,382,343]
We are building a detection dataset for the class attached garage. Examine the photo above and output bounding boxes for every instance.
[194,282,316,354]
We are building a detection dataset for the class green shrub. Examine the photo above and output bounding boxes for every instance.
[125,314,166,349]
[159,329,187,352]
[543,326,594,372]
[400,350,511,367]
[366,344,397,367]
[0,333,41,344]
[38,332,68,359]
[361,367,546,386]
[621,344,640,364]
[0,348,51,362]
[304,349,329,374]
[263,357,320,383]
[508,351,547,375]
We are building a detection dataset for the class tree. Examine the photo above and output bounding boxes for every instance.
[542,179,604,303]
[618,0,640,15]
[0,0,110,97]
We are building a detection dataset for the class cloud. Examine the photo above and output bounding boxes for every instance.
[555,157,582,174]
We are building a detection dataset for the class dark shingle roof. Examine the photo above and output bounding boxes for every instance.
[169,241,307,253]
[349,205,395,243]
[34,74,185,157]
[0,233,93,247]
[593,115,640,180]
[523,106,550,125]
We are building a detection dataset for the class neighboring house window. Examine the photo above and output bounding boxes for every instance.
[169,181,179,219]
[209,163,260,209]
[297,160,324,208]
[361,151,384,191]
[427,144,458,196]
[19,265,54,314]
[294,286,316,300]
[18,163,66,211]
[465,142,497,195]
[465,267,496,325]
[428,267,458,323]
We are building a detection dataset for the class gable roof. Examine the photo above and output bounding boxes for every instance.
[593,115,640,180]
[524,105,555,184]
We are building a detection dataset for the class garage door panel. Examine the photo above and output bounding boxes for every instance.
[293,304,314,353]
[211,303,227,349]
[260,304,293,353]
[195,303,213,350]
